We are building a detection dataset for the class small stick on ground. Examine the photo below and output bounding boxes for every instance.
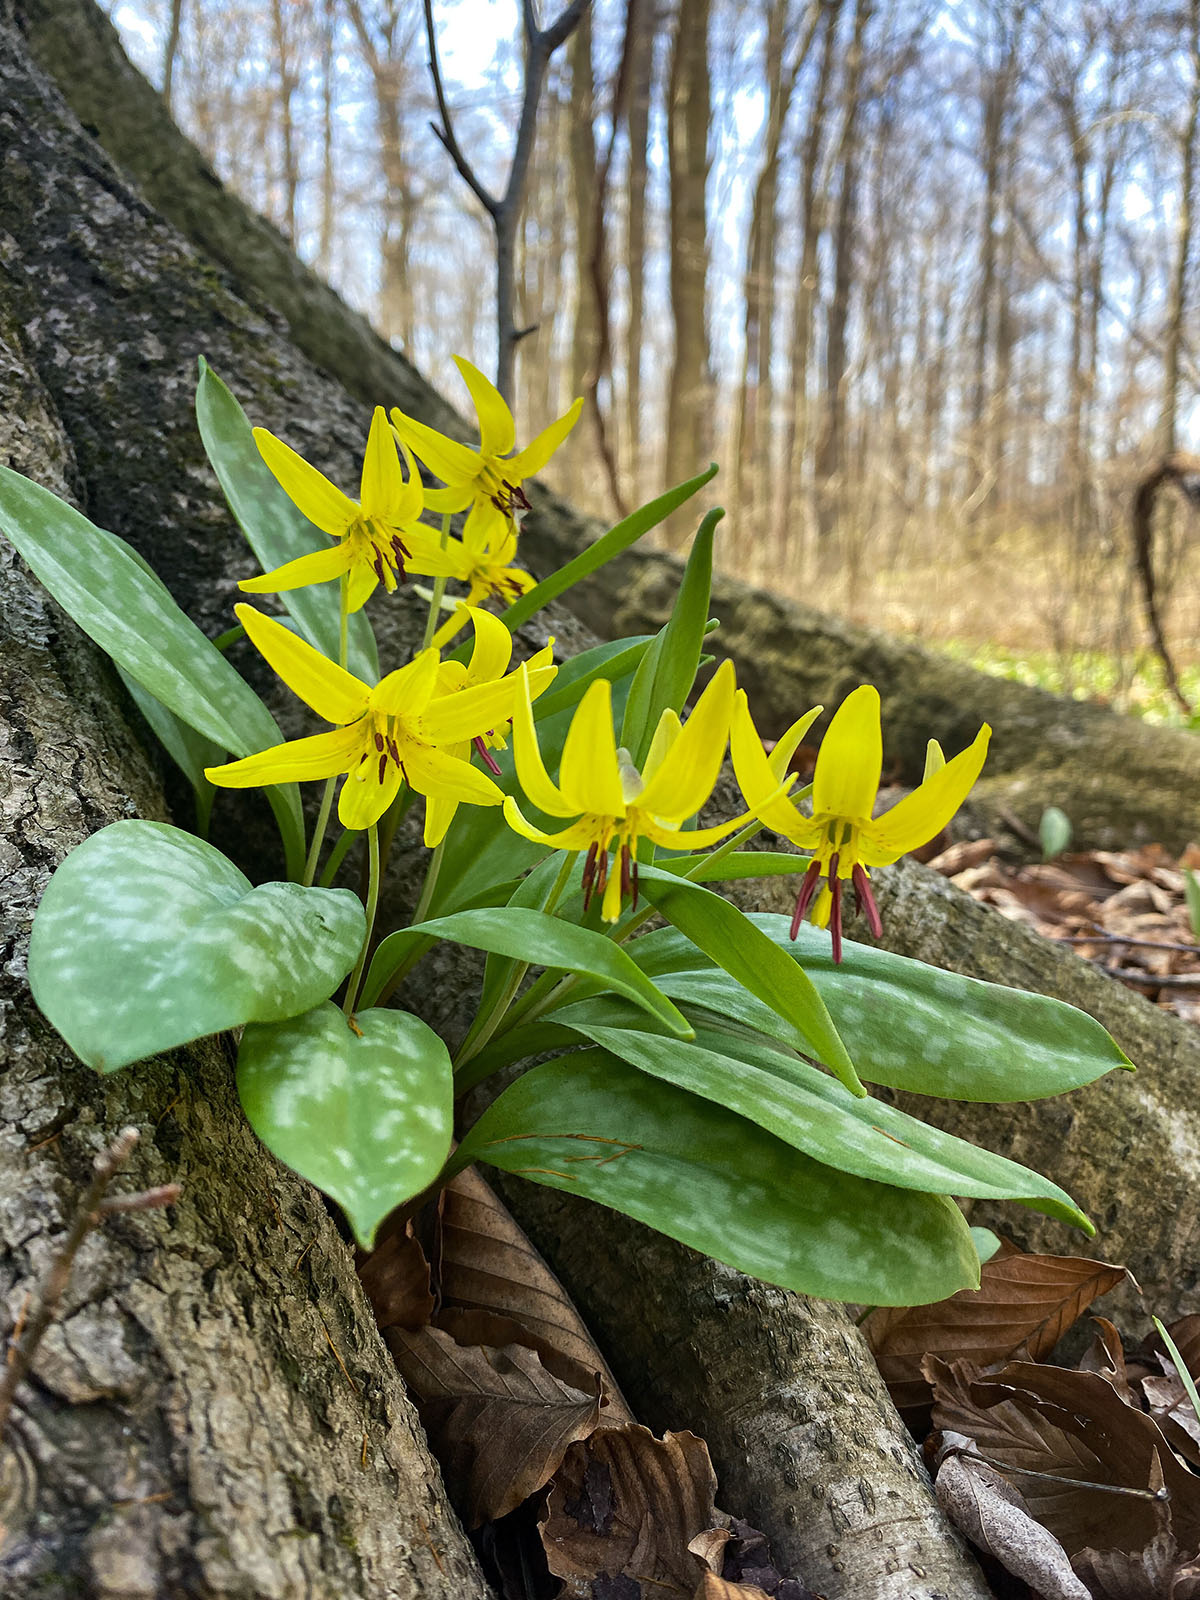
[0,1127,180,1443]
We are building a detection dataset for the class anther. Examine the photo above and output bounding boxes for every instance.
[378,753,387,784]
[374,732,385,752]
[852,863,883,940]
[620,842,631,901]
[828,852,843,965]
[790,858,823,939]
[582,842,599,908]
[472,735,502,775]
[387,738,401,764]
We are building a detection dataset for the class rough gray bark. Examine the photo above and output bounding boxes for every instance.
[499,1186,993,1600]
[0,9,492,1594]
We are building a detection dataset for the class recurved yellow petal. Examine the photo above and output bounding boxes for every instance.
[730,693,813,841]
[453,355,515,457]
[812,685,882,823]
[639,813,747,850]
[205,721,364,789]
[462,500,508,556]
[559,678,624,817]
[637,659,734,819]
[859,725,991,865]
[389,408,481,487]
[372,648,441,718]
[238,542,350,594]
[420,678,518,745]
[337,752,405,830]
[923,739,946,780]
[254,428,358,537]
[235,604,369,724]
[511,664,575,817]
[507,396,584,479]
[502,796,596,851]
[641,710,681,788]
[767,704,824,782]
[421,483,474,514]
[464,605,513,684]
[403,742,503,808]
[359,406,400,518]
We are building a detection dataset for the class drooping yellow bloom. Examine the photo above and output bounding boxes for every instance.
[503,660,744,922]
[205,605,524,840]
[243,406,458,613]
[731,684,990,960]
[390,356,582,551]
[425,605,557,845]
[429,516,536,647]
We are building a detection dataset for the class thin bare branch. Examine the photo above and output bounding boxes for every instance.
[422,0,499,218]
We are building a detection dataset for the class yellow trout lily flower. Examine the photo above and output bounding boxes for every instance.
[243,406,458,613]
[426,606,557,845]
[731,684,990,961]
[503,660,743,922]
[205,605,518,839]
[390,355,582,546]
[429,516,536,648]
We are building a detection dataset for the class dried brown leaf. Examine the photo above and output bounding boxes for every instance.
[438,1168,634,1421]
[1074,1533,1200,1600]
[541,1425,719,1598]
[358,1215,435,1331]
[718,1518,822,1599]
[925,838,997,875]
[387,1322,603,1526]
[864,1245,1127,1415]
[934,1453,1090,1599]
[926,1357,1200,1557]
[1078,1318,1139,1405]
[693,1576,771,1600]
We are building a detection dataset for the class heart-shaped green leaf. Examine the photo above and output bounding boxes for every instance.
[29,821,365,1072]
[196,360,378,682]
[238,1002,454,1247]
[453,1049,980,1306]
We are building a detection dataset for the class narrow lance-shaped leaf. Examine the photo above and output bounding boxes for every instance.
[620,508,719,766]
[500,464,719,632]
[0,465,305,875]
[452,1049,981,1307]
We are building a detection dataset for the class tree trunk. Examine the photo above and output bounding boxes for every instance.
[622,0,654,502]
[664,0,712,543]
[1162,0,1200,455]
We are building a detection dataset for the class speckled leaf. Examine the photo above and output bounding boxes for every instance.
[28,821,365,1072]
[238,1002,453,1247]
[452,1048,981,1306]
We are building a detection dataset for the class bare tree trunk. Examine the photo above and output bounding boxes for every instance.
[268,0,299,241]
[663,0,712,542]
[623,0,654,501]
[1162,0,1200,455]
[161,0,183,111]
[812,0,870,560]
[566,5,599,489]
[776,0,839,569]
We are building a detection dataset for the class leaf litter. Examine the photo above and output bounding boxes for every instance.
[359,1166,821,1597]
[865,1231,1200,1597]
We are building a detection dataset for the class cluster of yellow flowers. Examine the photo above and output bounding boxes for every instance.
[206,360,990,958]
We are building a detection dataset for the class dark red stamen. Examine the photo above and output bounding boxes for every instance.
[828,851,843,964]
[374,731,385,752]
[387,737,401,764]
[377,753,387,784]
[472,735,502,775]
[582,842,599,908]
[631,855,639,911]
[852,863,883,939]
[790,859,823,939]
[619,842,632,901]
[596,847,609,896]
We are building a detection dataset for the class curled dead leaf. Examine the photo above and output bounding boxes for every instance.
[934,1451,1090,1600]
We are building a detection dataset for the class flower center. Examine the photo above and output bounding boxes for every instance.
[349,516,410,592]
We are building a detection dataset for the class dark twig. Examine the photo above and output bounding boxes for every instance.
[423,0,591,402]
[1060,931,1200,955]
[1101,967,1200,990]
[0,1129,179,1443]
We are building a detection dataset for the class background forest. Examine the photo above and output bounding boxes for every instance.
[109,0,1200,713]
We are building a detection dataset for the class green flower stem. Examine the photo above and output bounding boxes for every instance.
[318,827,358,887]
[420,513,453,652]
[211,622,245,653]
[411,838,445,927]
[453,851,577,1072]
[342,824,381,1018]
[301,575,351,888]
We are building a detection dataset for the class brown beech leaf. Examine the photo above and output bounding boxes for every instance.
[926,1357,1200,1557]
[692,1576,771,1600]
[387,1322,603,1526]
[1074,1528,1200,1600]
[358,1214,436,1331]
[718,1517,822,1600]
[1078,1318,1140,1404]
[934,1452,1090,1600]
[864,1243,1128,1416]
[438,1168,634,1421]
[1142,1372,1200,1469]
[540,1425,720,1598]
[1151,1316,1200,1379]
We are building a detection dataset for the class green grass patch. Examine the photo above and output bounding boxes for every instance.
[939,641,1200,731]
